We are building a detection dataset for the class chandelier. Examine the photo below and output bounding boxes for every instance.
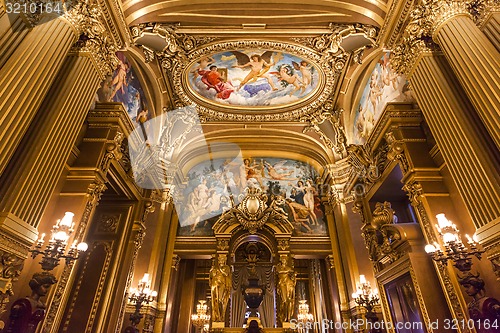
[297,299,313,331]
[352,275,379,320]
[127,273,158,329]
[191,300,211,332]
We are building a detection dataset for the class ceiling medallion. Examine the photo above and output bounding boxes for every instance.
[165,40,348,122]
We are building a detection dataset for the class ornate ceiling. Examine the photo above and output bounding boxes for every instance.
[121,0,388,28]
[114,0,413,172]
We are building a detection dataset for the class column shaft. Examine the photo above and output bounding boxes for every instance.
[435,15,500,149]
[0,14,28,68]
[0,16,77,176]
[0,54,101,228]
[481,12,500,51]
[410,54,500,228]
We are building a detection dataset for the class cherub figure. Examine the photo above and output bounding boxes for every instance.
[270,64,304,96]
[293,60,313,86]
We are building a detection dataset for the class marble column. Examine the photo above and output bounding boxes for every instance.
[0,53,101,230]
[412,0,500,150]
[0,13,29,68]
[393,42,500,230]
[0,15,78,176]
[474,1,500,51]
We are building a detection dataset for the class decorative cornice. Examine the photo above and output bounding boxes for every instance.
[377,0,417,48]
[96,0,130,47]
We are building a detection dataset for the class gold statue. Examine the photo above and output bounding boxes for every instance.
[209,254,232,322]
[276,255,296,323]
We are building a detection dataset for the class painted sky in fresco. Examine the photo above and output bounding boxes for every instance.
[352,52,415,144]
[186,50,320,108]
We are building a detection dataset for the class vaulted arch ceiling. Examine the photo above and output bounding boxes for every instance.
[121,0,387,28]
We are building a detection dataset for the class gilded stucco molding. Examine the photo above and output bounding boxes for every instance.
[0,250,23,322]
[482,242,500,280]
[467,0,500,25]
[377,0,417,48]
[96,0,130,47]
[291,23,378,62]
[385,132,411,175]
[115,223,146,333]
[346,141,390,193]
[391,34,440,78]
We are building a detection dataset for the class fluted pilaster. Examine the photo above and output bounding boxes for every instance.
[407,52,500,229]
[0,15,78,176]
[0,54,101,229]
[433,14,500,151]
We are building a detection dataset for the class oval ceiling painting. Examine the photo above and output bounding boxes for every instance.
[186,50,321,109]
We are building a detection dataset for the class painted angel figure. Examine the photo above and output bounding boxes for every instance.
[293,60,313,86]
[231,51,280,91]
[270,64,304,96]
[263,160,297,180]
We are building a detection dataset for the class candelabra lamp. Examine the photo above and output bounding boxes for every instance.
[6,212,88,333]
[352,275,381,333]
[424,214,484,273]
[124,273,157,333]
[297,300,313,332]
[425,214,500,332]
[191,300,211,332]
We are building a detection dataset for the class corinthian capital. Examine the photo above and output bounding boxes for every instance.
[66,0,119,77]
[414,0,471,37]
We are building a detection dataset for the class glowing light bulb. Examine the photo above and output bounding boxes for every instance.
[425,244,437,253]
[60,212,74,227]
[77,242,88,252]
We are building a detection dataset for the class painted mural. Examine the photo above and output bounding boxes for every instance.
[186,50,320,108]
[96,52,149,125]
[352,52,415,144]
[176,157,328,237]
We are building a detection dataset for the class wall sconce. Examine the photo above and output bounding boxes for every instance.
[297,300,314,332]
[124,273,157,332]
[191,300,210,332]
[425,213,484,273]
[31,212,88,271]
[7,212,88,332]
[425,214,500,326]
[352,275,380,325]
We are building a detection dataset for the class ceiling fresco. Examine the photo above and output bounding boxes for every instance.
[185,49,321,109]
[352,52,415,144]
